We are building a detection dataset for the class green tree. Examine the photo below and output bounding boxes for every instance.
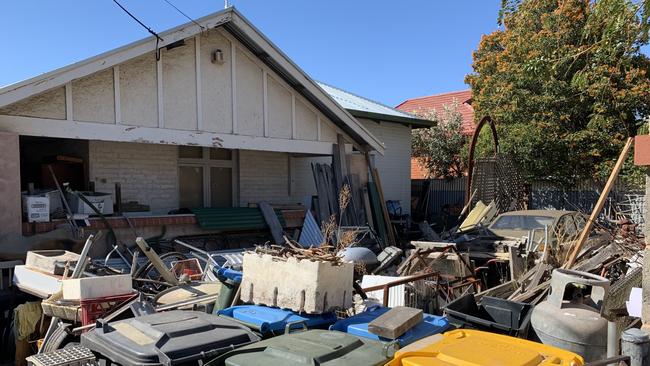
[466,0,650,186]
[411,101,468,179]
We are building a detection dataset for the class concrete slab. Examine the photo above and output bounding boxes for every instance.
[241,252,354,314]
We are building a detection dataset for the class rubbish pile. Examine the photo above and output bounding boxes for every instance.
[7,143,648,366]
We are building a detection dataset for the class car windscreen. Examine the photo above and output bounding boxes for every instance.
[489,215,555,231]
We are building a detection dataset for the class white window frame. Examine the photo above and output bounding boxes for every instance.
[178,147,239,208]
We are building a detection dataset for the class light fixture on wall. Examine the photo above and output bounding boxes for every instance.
[211,49,225,64]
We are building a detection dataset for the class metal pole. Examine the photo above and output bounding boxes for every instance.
[621,328,650,366]
[606,320,617,358]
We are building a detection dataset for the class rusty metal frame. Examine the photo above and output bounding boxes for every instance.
[465,116,499,204]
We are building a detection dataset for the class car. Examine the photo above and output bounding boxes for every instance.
[486,209,586,247]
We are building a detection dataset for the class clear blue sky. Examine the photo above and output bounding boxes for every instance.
[1,1,647,107]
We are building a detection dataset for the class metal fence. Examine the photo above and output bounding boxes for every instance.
[412,177,646,232]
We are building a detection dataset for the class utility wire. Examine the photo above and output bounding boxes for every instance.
[161,0,205,30]
[111,0,164,59]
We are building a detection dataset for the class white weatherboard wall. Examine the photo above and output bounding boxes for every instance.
[287,119,412,214]
[360,118,412,214]
[89,141,179,214]
[0,27,346,155]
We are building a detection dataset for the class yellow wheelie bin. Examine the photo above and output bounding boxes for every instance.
[386,329,584,366]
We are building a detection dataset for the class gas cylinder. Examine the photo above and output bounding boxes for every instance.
[531,269,610,362]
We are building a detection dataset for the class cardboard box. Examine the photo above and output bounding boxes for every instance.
[66,192,114,215]
[22,196,50,222]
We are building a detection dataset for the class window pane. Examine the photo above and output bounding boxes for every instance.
[210,167,232,208]
[179,146,203,159]
[179,166,203,208]
[209,148,232,160]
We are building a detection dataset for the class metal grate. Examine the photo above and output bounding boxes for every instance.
[27,345,96,366]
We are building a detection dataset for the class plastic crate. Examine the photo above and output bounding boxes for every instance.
[171,258,203,281]
[443,293,532,338]
[80,293,137,327]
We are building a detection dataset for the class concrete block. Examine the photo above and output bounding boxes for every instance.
[241,252,354,314]
[62,274,133,300]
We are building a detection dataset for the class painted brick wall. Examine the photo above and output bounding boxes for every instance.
[239,149,300,206]
[88,141,179,214]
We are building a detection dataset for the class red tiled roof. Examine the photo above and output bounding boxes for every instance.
[396,90,475,136]
[411,157,430,180]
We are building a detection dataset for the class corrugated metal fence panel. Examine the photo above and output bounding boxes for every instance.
[413,177,645,232]
[413,178,467,214]
[530,179,645,231]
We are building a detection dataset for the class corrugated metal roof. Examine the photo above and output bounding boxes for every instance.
[317,82,431,127]
[191,207,286,231]
[298,210,323,247]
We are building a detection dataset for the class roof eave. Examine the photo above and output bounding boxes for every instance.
[348,109,433,128]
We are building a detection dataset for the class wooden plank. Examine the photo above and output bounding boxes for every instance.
[312,163,329,225]
[372,167,397,246]
[259,202,284,245]
[368,306,423,339]
[350,174,364,225]
[336,134,349,178]
[362,185,374,230]
[508,246,524,281]
[323,164,339,219]
[564,137,633,268]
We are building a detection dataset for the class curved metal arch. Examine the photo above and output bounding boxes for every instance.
[465,116,499,204]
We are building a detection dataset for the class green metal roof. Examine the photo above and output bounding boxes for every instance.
[191,207,286,231]
[317,82,433,128]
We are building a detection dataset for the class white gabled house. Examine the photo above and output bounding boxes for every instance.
[0,7,428,251]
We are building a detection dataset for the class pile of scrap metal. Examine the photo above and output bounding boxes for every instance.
[10,140,648,366]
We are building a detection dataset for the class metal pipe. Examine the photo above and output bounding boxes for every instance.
[606,320,617,358]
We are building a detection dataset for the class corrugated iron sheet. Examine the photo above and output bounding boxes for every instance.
[298,211,323,247]
[191,207,286,231]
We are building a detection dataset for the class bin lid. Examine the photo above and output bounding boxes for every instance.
[81,310,261,366]
[219,329,394,366]
[218,305,337,334]
[387,329,584,366]
[329,306,449,346]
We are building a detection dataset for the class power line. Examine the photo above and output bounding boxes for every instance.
[161,0,205,30]
[111,0,164,59]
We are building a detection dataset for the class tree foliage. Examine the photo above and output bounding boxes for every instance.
[411,102,468,179]
[466,0,650,186]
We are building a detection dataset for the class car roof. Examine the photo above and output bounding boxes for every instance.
[496,210,578,219]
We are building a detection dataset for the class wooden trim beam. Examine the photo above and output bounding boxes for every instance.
[0,115,336,155]
[231,41,237,134]
[291,94,296,139]
[195,35,203,131]
[157,55,164,128]
[113,66,121,124]
[262,70,268,137]
[65,82,73,121]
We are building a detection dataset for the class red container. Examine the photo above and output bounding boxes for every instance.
[171,258,203,281]
[80,293,138,327]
